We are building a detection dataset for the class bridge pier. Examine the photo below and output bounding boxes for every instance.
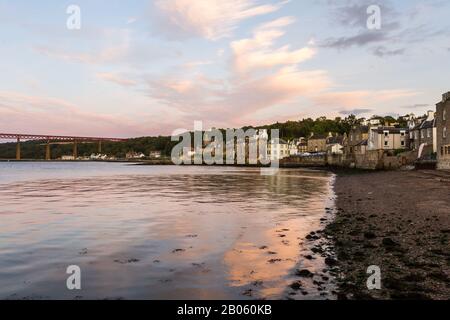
[45,141,51,160]
[73,140,78,159]
[98,141,102,154]
[16,137,21,160]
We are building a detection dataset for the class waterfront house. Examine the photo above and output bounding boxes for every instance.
[367,127,409,151]
[409,110,437,158]
[436,92,450,169]
[288,137,308,156]
[344,125,369,155]
[307,133,330,153]
[268,138,289,160]
[149,151,162,159]
[326,135,344,155]
[126,152,145,159]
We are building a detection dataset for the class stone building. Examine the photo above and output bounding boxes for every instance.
[436,92,450,169]
[367,127,409,151]
[307,133,330,153]
[410,110,437,158]
[344,125,369,155]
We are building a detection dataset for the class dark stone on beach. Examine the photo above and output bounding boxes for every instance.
[259,246,268,250]
[382,237,399,247]
[114,258,140,264]
[364,232,377,239]
[295,269,314,278]
[242,289,253,297]
[268,258,282,264]
[289,281,303,290]
[172,249,185,253]
[325,257,338,267]
[304,255,314,260]
[402,273,426,283]
[252,280,264,287]
[267,251,277,255]
[390,292,430,300]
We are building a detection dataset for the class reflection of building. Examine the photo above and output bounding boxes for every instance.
[436,92,450,169]
[368,127,409,151]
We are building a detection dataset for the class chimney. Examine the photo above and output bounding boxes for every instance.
[426,110,435,121]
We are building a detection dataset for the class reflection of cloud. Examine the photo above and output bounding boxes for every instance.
[152,0,288,40]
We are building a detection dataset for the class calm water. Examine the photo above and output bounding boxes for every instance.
[0,162,336,300]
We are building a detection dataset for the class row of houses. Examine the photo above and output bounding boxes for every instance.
[273,91,450,170]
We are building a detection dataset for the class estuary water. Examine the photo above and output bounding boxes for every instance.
[0,162,336,300]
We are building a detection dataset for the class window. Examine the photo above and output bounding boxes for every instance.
[421,130,425,139]
[442,147,445,156]
[384,132,389,137]
[444,127,447,139]
[401,141,405,146]
[415,131,418,139]
[444,109,447,121]
[401,132,405,137]
[427,128,431,138]
[384,141,389,147]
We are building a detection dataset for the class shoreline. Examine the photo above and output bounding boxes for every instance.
[326,170,450,300]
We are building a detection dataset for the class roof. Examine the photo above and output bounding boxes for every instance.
[413,119,436,130]
[326,135,344,145]
[355,139,368,146]
[351,125,369,134]
[373,127,409,134]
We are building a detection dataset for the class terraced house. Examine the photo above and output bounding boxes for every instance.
[436,92,450,170]
[409,110,437,158]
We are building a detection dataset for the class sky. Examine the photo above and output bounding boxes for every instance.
[0,0,449,137]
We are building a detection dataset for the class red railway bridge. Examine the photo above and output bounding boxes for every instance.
[0,133,128,160]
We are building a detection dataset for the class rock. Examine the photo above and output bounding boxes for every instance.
[289,281,303,290]
[295,269,314,278]
[382,237,399,247]
[325,257,338,267]
[364,232,377,239]
[267,258,282,264]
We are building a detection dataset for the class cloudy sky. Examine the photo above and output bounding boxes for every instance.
[0,0,449,137]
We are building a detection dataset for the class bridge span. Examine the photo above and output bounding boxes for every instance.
[0,133,128,160]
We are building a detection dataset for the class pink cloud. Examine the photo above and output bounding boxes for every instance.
[153,0,288,40]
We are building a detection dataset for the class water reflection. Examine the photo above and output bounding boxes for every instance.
[0,163,335,300]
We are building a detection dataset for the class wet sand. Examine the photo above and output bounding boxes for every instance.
[327,169,450,300]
